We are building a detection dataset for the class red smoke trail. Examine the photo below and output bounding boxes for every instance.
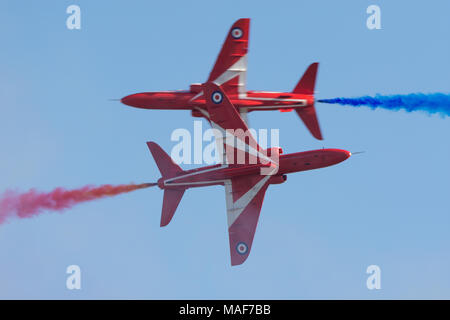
[0,183,155,225]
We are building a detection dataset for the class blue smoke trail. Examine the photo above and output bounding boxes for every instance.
[318,93,450,117]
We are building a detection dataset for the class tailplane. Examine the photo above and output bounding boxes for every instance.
[160,189,185,227]
[146,141,185,227]
[296,106,323,140]
[293,63,323,140]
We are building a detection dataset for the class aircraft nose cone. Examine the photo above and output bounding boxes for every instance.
[121,93,154,109]
[332,149,351,164]
[120,94,136,106]
[337,150,352,162]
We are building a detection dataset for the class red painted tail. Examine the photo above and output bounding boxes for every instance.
[293,63,323,140]
[293,62,319,95]
[146,141,185,227]
[147,142,183,179]
[160,189,185,227]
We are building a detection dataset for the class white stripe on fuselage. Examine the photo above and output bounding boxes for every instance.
[244,97,307,103]
[165,179,227,187]
[164,164,228,187]
[247,104,307,110]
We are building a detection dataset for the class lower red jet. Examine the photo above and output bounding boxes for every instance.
[147,82,350,266]
[122,18,324,140]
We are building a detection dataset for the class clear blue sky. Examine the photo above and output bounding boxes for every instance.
[0,0,449,299]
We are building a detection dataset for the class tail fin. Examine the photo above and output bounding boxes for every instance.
[293,62,319,95]
[147,141,183,178]
[293,63,323,140]
[146,141,185,227]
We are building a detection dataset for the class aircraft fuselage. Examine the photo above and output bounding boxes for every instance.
[121,89,314,116]
[157,148,350,189]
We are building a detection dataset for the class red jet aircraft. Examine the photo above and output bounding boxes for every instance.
[122,18,324,140]
[147,82,350,266]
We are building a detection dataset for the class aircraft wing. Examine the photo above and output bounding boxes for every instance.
[208,18,249,98]
[190,19,250,123]
[225,174,271,266]
[203,82,274,167]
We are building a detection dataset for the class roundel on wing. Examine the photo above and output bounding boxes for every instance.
[231,27,243,39]
[211,91,223,104]
[236,242,248,255]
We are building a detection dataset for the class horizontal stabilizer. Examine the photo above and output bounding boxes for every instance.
[161,188,185,227]
[296,105,323,140]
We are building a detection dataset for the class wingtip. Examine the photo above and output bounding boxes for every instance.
[160,221,170,227]
[315,131,324,140]
[231,256,248,267]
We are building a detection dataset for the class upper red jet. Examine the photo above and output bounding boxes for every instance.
[121,18,324,140]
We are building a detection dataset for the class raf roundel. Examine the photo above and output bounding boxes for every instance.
[231,27,243,39]
[211,91,223,104]
[236,242,248,255]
